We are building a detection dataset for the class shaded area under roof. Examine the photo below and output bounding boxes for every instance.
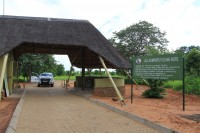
[0,15,131,69]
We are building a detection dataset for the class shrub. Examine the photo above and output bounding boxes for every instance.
[163,76,200,95]
[142,79,166,98]
[142,87,166,98]
[185,76,200,95]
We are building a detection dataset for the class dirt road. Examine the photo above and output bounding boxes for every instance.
[16,84,159,133]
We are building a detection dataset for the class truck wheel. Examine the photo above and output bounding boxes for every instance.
[38,84,40,87]
[51,84,54,87]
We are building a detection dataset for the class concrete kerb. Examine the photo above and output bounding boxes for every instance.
[70,90,179,133]
[5,88,26,133]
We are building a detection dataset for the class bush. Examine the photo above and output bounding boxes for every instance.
[142,79,166,98]
[163,76,200,95]
[185,76,200,95]
[142,87,166,98]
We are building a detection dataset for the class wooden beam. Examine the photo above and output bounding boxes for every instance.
[99,56,125,105]
[8,60,13,94]
[4,68,9,96]
[0,53,9,100]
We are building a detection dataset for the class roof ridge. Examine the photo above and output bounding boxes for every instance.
[0,15,89,22]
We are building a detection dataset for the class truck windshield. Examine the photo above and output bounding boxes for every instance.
[40,74,52,76]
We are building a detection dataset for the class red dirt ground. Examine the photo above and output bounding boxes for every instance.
[92,85,200,133]
[0,98,19,133]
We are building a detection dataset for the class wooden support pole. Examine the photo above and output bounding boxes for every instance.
[0,53,9,100]
[8,54,14,94]
[3,68,9,96]
[99,56,125,105]
[81,48,85,90]
[183,57,185,111]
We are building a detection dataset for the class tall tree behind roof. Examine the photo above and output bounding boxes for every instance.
[110,20,169,59]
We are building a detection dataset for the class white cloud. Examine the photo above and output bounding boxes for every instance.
[0,0,200,69]
[54,55,81,71]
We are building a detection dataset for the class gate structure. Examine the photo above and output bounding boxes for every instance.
[0,15,130,101]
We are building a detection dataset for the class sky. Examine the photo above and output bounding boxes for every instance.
[0,0,200,70]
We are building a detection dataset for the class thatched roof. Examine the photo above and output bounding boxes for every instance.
[0,15,130,69]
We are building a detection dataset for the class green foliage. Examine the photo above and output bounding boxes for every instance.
[18,76,28,82]
[174,46,200,76]
[174,45,200,55]
[18,54,57,74]
[185,76,200,95]
[185,48,200,75]
[163,81,174,88]
[147,79,164,89]
[66,67,76,76]
[54,76,76,80]
[172,81,183,91]
[142,87,166,98]
[115,69,124,75]
[18,53,69,82]
[164,81,182,91]
[18,54,57,82]
[142,79,166,98]
[164,77,200,95]
[56,64,65,76]
[110,20,169,60]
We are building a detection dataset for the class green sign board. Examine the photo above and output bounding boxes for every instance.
[132,54,183,80]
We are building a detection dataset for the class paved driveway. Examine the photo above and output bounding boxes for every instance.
[16,86,160,133]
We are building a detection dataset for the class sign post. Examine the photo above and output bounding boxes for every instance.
[132,54,185,110]
[183,58,185,111]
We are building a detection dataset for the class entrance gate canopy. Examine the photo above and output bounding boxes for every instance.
[0,15,130,69]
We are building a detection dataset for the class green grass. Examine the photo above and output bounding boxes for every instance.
[163,80,182,91]
[185,76,200,95]
[164,77,200,95]
[54,76,76,80]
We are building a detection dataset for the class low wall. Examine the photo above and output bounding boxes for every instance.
[76,76,95,88]
[94,78,125,97]
[75,76,125,97]
[94,86,125,97]
[94,78,124,88]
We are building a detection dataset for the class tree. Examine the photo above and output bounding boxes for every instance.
[18,54,57,82]
[174,45,200,55]
[110,20,169,60]
[174,45,200,75]
[110,21,169,99]
[56,64,65,76]
[185,48,200,75]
